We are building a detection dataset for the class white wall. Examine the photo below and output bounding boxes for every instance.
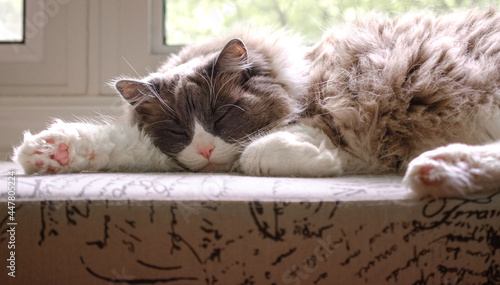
[0,0,170,160]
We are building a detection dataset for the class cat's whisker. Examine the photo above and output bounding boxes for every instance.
[158,103,173,118]
[145,119,174,128]
[141,81,178,119]
[209,63,217,106]
[195,70,217,108]
[122,57,142,78]
[121,57,174,112]
[216,104,246,113]
[195,70,212,90]
[213,72,241,106]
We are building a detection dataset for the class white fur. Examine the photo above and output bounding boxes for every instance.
[404,110,500,196]
[12,120,179,174]
[177,121,239,172]
[12,13,500,198]
[12,119,500,197]
[404,142,500,197]
[239,124,342,177]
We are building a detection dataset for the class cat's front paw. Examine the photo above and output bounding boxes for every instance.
[12,121,96,174]
[404,143,485,197]
[239,126,342,177]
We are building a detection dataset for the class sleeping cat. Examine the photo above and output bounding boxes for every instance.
[13,9,500,197]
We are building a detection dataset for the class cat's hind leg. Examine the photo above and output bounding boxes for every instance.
[404,142,500,197]
[22,137,70,174]
[239,125,342,177]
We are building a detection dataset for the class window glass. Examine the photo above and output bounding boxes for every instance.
[0,0,24,43]
[164,0,499,46]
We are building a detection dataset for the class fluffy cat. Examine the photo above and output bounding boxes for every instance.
[13,9,500,197]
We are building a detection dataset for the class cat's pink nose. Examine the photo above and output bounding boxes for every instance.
[197,144,214,159]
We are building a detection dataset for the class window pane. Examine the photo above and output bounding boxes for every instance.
[0,0,24,43]
[165,0,499,46]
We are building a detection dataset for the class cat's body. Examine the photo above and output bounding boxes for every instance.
[13,9,500,197]
[303,9,500,173]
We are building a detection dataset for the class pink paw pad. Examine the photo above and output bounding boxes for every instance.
[53,143,69,165]
[418,165,440,185]
[33,139,70,167]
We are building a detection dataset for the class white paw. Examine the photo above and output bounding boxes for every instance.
[239,126,342,177]
[404,144,484,197]
[12,121,93,174]
[13,132,71,174]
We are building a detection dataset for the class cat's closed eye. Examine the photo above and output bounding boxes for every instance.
[213,104,245,129]
[167,128,188,137]
[214,107,232,126]
[214,113,228,129]
[155,120,189,138]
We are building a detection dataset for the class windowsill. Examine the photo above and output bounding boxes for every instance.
[0,95,120,108]
[0,95,124,160]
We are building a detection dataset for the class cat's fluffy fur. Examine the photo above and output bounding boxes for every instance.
[13,9,500,197]
[304,9,500,173]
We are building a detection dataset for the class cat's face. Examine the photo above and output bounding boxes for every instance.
[116,39,296,172]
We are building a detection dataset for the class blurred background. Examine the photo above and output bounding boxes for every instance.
[165,0,500,45]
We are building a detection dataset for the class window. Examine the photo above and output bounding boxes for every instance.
[164,0,328,46]
[0,0,24,43]
[0,0,42,62]
[162,0,500,47]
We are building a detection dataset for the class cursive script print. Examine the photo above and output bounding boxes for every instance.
[0,162,499,284]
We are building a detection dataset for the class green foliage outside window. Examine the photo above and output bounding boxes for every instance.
[165,0,499,45]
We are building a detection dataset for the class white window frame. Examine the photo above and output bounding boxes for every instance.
[0,0,44,62]
[149,0,182,55]
[0,0,87,96]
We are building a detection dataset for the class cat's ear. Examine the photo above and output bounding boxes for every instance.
[115,79,153,105]
[214,38,249,74]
